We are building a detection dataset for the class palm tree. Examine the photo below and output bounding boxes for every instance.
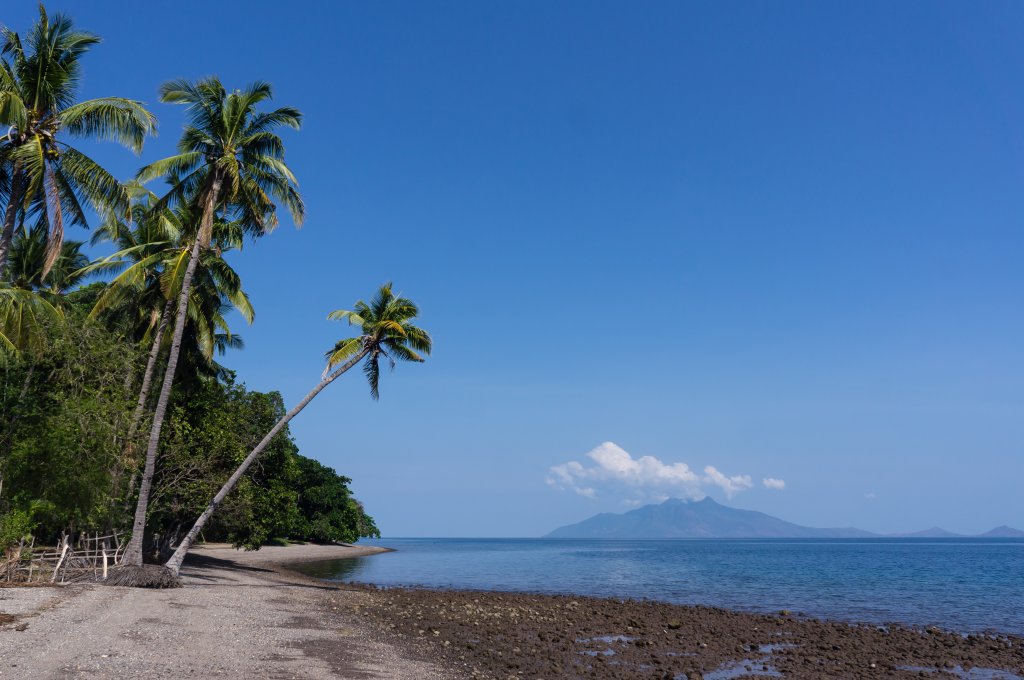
[88,187,183,439]
[0,285,60,354]
[163,283,430,575]
[6,222,91,298]
[122,78,303,568]
[89,189,252,440]
[0,5,156,276]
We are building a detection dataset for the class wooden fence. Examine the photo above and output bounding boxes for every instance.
[1,532,127,584]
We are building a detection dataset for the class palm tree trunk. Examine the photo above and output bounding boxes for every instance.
[127,296,174,440]
[118,296,175,516]
[123,175,222,566]
[164,348,368,574]
[0,167,25,276]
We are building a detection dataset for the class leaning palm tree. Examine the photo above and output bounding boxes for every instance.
[121,78,302,570]
[0,5,156,275]
[162,283,430,576]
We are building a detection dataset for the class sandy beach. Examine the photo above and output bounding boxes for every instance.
[3,544,1023,679]
[0,544,451,679]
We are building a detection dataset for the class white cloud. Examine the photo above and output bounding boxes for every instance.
[864,492,876,500]
[548,442,775,503]
[547,442,703,500]
[704,466,753,498]
[762,477,786,490]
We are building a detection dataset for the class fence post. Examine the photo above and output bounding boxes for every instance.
[51,541,69,583]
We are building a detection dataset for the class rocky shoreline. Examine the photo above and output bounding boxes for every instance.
[3,543,1022,679]
[348,584,1024,679]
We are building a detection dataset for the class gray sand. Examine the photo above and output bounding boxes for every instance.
[0,543,451,679]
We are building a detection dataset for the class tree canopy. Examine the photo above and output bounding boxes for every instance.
[0,7,387,566]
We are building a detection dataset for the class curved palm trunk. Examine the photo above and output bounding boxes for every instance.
[164,348,368,574]
[128,296,175,440]
[0,168,25,276]
[123,175,222,566]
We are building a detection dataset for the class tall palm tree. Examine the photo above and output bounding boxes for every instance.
[88,186,183,439]
[163,283,430,575]
[122,78,303,568]
[0,5,156,276]
[89,189,252,440]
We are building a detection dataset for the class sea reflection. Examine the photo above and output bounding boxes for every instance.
[293,557,366,581]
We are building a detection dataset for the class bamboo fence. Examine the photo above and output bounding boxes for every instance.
[1,532,127,584]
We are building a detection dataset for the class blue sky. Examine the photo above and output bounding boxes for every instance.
[7,1,1023,536]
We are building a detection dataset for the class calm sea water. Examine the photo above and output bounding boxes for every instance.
[293,538,1024,635]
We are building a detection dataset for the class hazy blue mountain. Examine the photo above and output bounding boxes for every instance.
[978,525,1024,538]
[545,498,1024,539]
[544,497,875,539]
[890,527,962,538]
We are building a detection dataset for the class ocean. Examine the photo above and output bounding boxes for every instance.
[292,537,1024,635]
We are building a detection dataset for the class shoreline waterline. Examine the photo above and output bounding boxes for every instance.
[289,536,1024,637]
[272,540,1024,677]
[6,542,1019,679]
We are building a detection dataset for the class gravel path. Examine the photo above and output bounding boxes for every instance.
[0,543,453,679]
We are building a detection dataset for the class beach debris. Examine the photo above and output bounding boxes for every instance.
[104,564,181,589]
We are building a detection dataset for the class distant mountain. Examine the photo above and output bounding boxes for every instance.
[544,497,875,539]
[545,498,1024,540]
[978,525,1024,538]
[890,527,963,538]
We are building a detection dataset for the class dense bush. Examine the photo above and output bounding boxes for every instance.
[293,456,380,544]
[0,314,379,551]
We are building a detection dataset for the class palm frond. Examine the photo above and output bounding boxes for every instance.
[136,151,203,184]
[55,143,126,204]
[323,283,430,398]
[0,88,28,130]
[0,285,62,355]
[363,352,381,400]
[59,97,157,153]
[327,309,366,326]
[324,337,364,373]
[41,161,64,278]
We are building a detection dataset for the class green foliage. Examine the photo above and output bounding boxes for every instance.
[6,224,91,296]
[137,77,304,243]
[0,312,139,539]
[88,190,256,390]
[327,282,432,399]
[0,313,380,549]
[152,378,300,550]
[293,457,380,544]
[0,9,383,559]
[0,4,156,276]
[144,376,378,551]
[0,508,35,551]
[0,285,63,354]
